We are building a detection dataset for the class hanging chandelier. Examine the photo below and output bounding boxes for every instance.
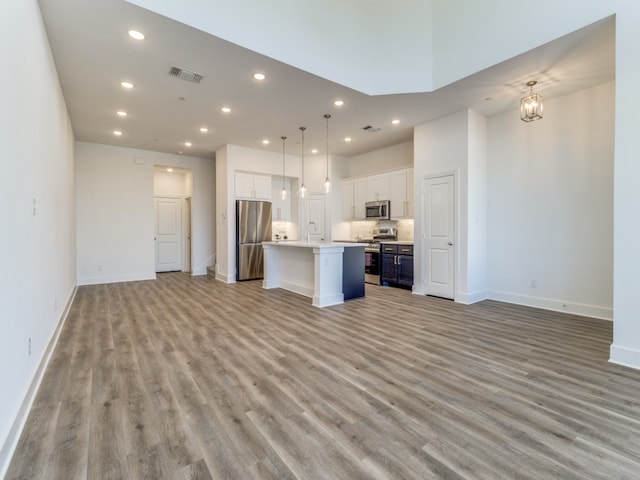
[520,80,543,123]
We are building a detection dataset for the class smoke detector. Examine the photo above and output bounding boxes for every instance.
[362,125,381,133]
[169,66,204,84]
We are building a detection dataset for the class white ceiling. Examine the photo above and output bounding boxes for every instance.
[37,0,615,159]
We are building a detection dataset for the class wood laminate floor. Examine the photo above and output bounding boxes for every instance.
[6,273,640,479]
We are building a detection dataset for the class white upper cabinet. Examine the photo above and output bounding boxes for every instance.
[235,172,272,200]
[342,178,367,220]
[342,180,354,220]
[353,178,367,219]
[366,173,390,202]
[390,168,414,219]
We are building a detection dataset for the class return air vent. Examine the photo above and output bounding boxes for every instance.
[362,125,381,133]
[169,65,204,84]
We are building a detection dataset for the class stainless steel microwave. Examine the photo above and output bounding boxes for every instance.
[365,200,390,220]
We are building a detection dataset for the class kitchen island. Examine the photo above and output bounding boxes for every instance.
[262,241,366,307]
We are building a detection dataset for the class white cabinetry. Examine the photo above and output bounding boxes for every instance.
[235,172,272,200]
[342,178,367,220]
[366,173,390,202]
[354,178,367,219]
[342,180,354,220]
[390,168,413,218]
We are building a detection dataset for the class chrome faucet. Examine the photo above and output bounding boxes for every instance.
[306,221,316,243]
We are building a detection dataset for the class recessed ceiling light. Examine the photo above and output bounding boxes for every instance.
[221,107,231,113]
[392,119,400,125]
[262,139,270,145]
[253,73,266,80]
[178,151,183,155]
[128,30,145,40]
[116,111,127,117]
[344,137,352,142]
[200,127,208,133]
[121,81,134,89]
[167,168,174,173]
[334,100,344,106]
[113,130,122,136]
[184,142,192,147]
[311,149,318,154]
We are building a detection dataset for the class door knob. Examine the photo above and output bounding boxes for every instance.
[447,241,453,246]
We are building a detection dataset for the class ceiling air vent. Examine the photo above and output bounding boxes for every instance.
[362,125,381,133]
[169,65,204,84]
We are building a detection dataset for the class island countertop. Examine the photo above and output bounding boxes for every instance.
[263,241,368,248]
[262,241,366,307]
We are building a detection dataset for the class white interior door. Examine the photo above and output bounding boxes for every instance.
[303,194,325,241]
[424,175,455,299]
[155,197,182,272]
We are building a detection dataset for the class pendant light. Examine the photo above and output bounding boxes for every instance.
[280,136,287,200]
[520,80,543,122]
[299,126,306,198]
[323,114,331,193]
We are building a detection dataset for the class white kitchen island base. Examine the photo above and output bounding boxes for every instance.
[262,241,365,307]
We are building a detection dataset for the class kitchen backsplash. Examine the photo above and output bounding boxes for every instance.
[350,219,414,242]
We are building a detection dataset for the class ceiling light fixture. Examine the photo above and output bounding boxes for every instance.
[520,80,543,122]
[334,100,344,107]
[116,111,127,117]
[323,114,331,194]
[221,107,231,113]
[299,126,306,198]
[392,119,400,125]
[128,30,145,40]
[262,139,269,145]
[184,142,192,147]
[253,73,266,80]
[200,127,208,133]
[311,149,318,154]
[120,81,134,89]
[167,168,173,173]
[344,137,352,142]
[113,130,122,136]
[281,136,287,200]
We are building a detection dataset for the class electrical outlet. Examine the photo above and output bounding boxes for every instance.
[530,279,537,288]
[97,265,103,272]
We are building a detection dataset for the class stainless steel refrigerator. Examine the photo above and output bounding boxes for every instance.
[236,200,272,280]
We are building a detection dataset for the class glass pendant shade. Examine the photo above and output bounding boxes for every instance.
[299,126,306,198]
[323,114,331,193]
[520,81,543,122]
[280,136,287,200]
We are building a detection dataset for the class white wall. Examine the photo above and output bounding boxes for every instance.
[347,141,413,178]
[413,110,473,300]
[0,0,76,475]
[76,142,215,284]
[611,4,640,368]
[154,169,189,197]
[431,1,616,90]
[487,82,614,319]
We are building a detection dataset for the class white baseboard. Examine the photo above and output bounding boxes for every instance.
[456,290,488,305]
[487,290,613,320]
[191,267,207,276]
[78,272,156,286]
[609,344,640,371]
[215,272,231,283]
[0,286,77,479]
